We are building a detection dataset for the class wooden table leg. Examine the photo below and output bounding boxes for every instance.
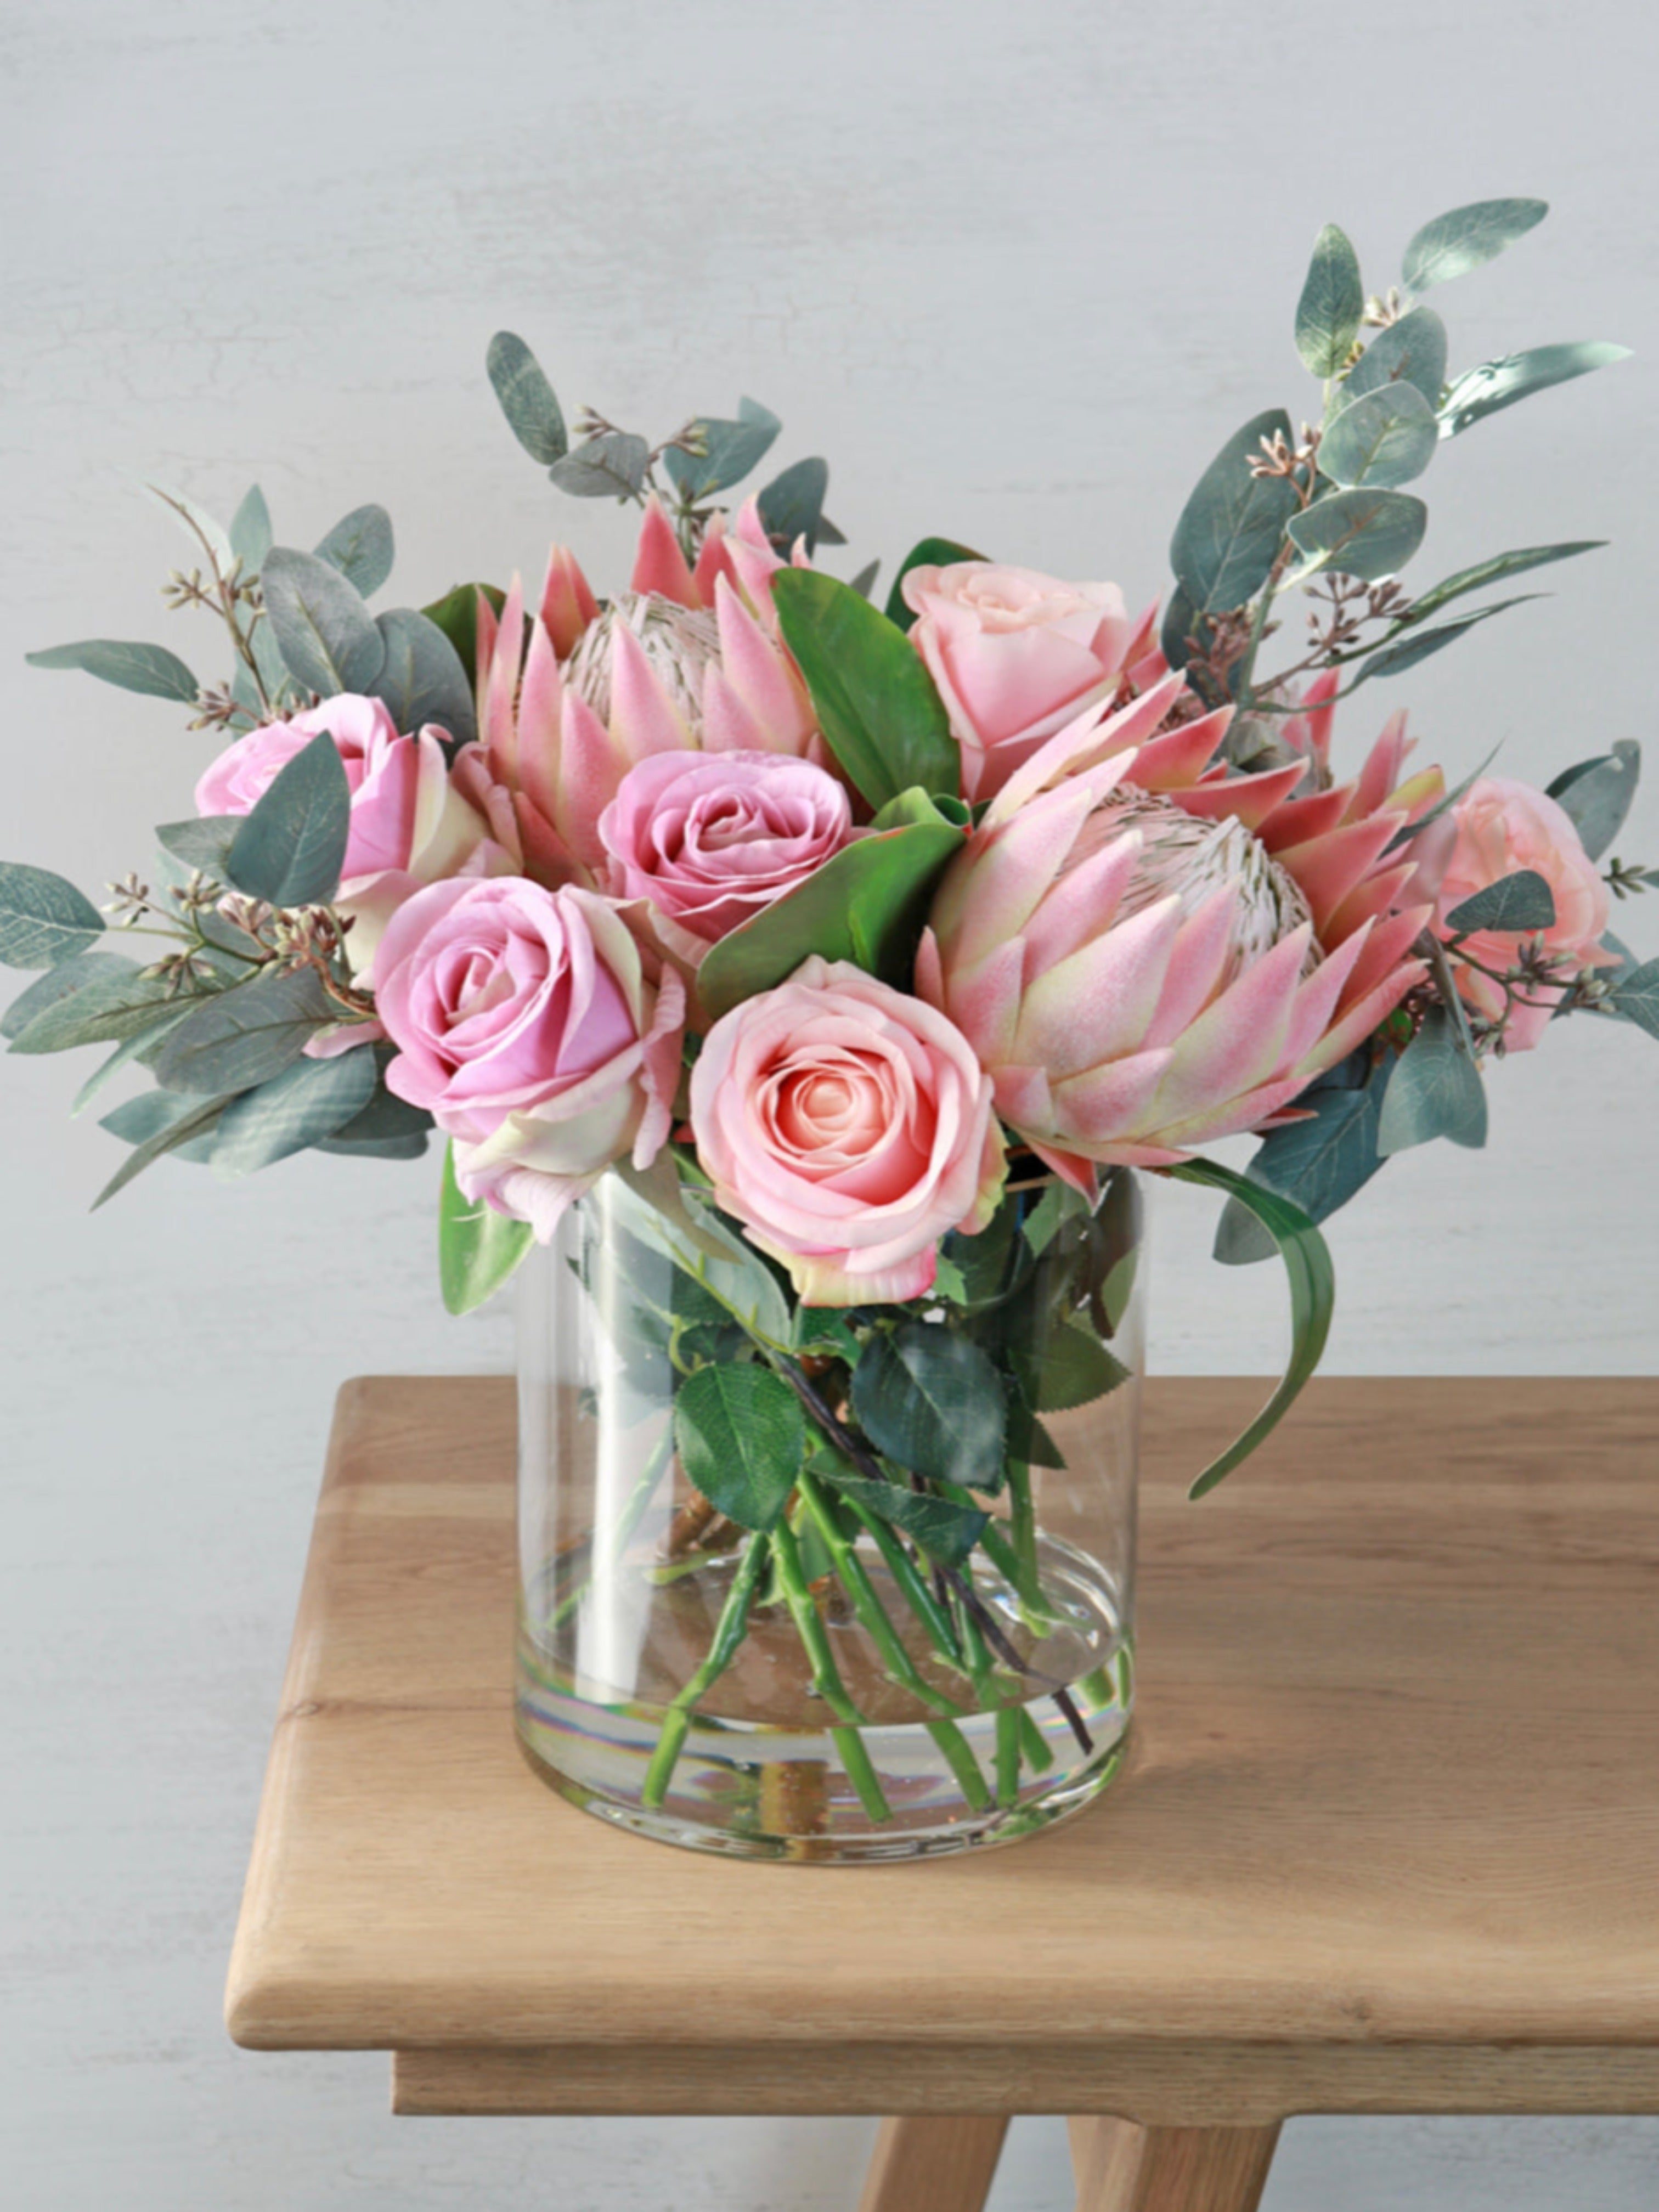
[1068,2116,1282,2212]
[856,2115,1011,2212]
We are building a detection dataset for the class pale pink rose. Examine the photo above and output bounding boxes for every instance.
[689,956,1006,1305]
[195,694,513,978]
[376,877,685,1238]
[901,562,1152,803]
[1413,776,1613,1051]
[597,749,854,961]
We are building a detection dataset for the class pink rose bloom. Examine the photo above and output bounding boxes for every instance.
[690,956,1006,1305]
[1413,776,1613,1051]
[597,749,854,961]
[195,694,511,977]
[376,876,685,1238]
[901,561,1153,804]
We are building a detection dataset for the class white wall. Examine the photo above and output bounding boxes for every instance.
[2,3,1656,2207]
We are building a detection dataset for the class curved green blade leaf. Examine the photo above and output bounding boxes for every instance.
[674,1363,805,1532]
[1167,1159,1335,1498]
[438,1141,534,1314]
[1295,223,1364,378]
[1405,541,1604,624]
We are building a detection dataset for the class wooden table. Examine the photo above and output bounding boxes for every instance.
[227,1376,1659,2212]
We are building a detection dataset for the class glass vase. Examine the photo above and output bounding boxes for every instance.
[515,1163,1144,1862]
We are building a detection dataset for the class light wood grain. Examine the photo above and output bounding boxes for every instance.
[229,1376,1659,2119]
[855,2116,1008,2212]
[1069,2116,1280,2212]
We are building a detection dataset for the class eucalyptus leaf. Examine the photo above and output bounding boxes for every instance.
[1445,868,1558,935]
[1546,740,1640,862]
[92,1088,238,1209]
[0,863,106,968]
[1344,306,1449,405]
[756,456,830,555]
[1294,223,1364,378]
[1215,1056,1392,1264]
[1405,541,1605,624]
[549,432,649,500]
[1319,383,1439,489]
[155,816,241,874]
[1159,581,1201,674]
[1285,488,1427,582]
[70,1011,193,1116]
[662,397,781,500]
[317,1128,429,1160]
[771,570,959,810]
[1170,408,1298,616]
[437,1141,534,1313]
[227,732,351,905]
[151,965,334,1093]
[486,331,569,466]
[261,546,386,696]
[850,1323,1007,1492]
[1378,1006,1488,1154]
[1439,342,1631,437]
[25,638,200,704]
[2,952,137,1041]
[321,1058,433,1145]
[230,484,273,573]
[814,1468,989,1569]
[144,480,234,568]
[1402,198,1548,292]
[673,1363,805,1532]
[1349,597,1541,687]
[9,960,192,1053]
[885,536,985,633]
[211,1046,378,1177]
[373,607,477,746]
[314,504,394,597]
[1607,958,1659,1041]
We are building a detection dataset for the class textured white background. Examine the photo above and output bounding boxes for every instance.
[2,2,1656,2206]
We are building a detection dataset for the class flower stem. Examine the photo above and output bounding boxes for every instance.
[640,1531,771,1809]
[546,1426,676,1631]
[771,1519,891,1824]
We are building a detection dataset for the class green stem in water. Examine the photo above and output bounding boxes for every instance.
[640,1532,771,1809]
[771,1519,891,1824]
[546,1425,676,1631]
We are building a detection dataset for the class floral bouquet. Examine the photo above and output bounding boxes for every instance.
[8,198,1651,1858]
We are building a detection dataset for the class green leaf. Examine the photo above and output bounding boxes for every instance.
[9,958,188,1053]
[1439,342,1631,438]
[1607,958,1659,1041]
[756,456,830,555]
[421,581,506,688]
[696,794,964,1020]
[1403,198,1548,291]
[1166,1160,1336,1498]
[673,1363,805,1532]
[438,1141,534,1313]
[372,607,477,746]
[850,1322,1007,1492]
[25,638,199,704]
[1344,306,1448,406]
[227,731,351,905]
[771,569,960,811]
[1159,581,1201,674]
[1406,541,1605,624]
[3,952,136,1040]
[70,1011,193,1115]
[848,558,881,600]
[1319,383,1439,490]
[261,546,387,697]
[662,397,781,500]
[1547,740,1640,862]
[605,1157,792,1346]
[0,862,106,968]
[549,433,649,500]
[1445,868,1558,935]
[1170,408,1299,616]
[151,965,334,1093]
[155,815,241,874]
[815,1467,989,1568]
[230,484,273,573]
[144,479,234,568]
[318,1129,429,1160]
[1215,1057,1391,1263]
[1349,597,1541,687]
[1286,488,1427,582]
[211,1046,378,1177]
[1294,223,1364,377]
[486,331,568,466]
[1019,1318,1130,1413]
[1378,1006,1488,1154]
[885,537,985,633]
[319,1057,433,1146]
[92,1088,237,1208]
[314,504,394,598]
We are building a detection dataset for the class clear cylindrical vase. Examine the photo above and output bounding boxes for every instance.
[515,1165,1144,1861]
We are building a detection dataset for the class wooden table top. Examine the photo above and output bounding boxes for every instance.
[226,1375,1659,2124]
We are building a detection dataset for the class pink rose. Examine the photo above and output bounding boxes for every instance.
[376,877,685,1238]
[901,562,1147,804]
[195,695,511,975]
[597,749,854,960]
[1413,776,1613,1051]
[689,956,1006,1304]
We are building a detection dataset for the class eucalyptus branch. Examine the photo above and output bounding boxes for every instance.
[151,486,273,715]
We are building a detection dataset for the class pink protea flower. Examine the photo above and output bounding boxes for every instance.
[476,496,822,889]
[918,674,1435,1179]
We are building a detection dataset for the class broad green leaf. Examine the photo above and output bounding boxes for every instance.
[549,432,649,499]
[3,952,136,1040]
[1547,740,1639,862]
[1286,488,1427,582]
[486,331,568,466]
[1319,383,1438,489]
[152,965,334,1093]
[1406,541,1604,624]
[1167,1160,1336,1497]
[885,536,985,633]
[1403,198,1548,291]
[373,607,477,746]
[314,504,394,598]
[662,397,781,500]
[0,862,106,968]
[92,1089,238,1208]
[1215,1057,1392,1264]
[230,484,273,573]
[696,794,964,1020]
[756,456,830,555]
[771,570,960,811]
[438,1141,534,1313]
[1344,306,1448,406]
[1294,223,1364,378]
[25,639,199,704]
[155,815,241,874]
[1378,1006,1488,1154]
[227,731,351,905]
[211,1046,378,1177]
[1349,597,1541,687]
[1445,868,1557,935]
[1439,342,1631,438]
[9,959,189,1053]
[815,1467,989,1568]
[261,546,386,696]
[850,1322,1007,1492]
[421,580,506,688]
[1170,408,1299,616]
[673,1363,805,1531]
[1607,958,1659,1041]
